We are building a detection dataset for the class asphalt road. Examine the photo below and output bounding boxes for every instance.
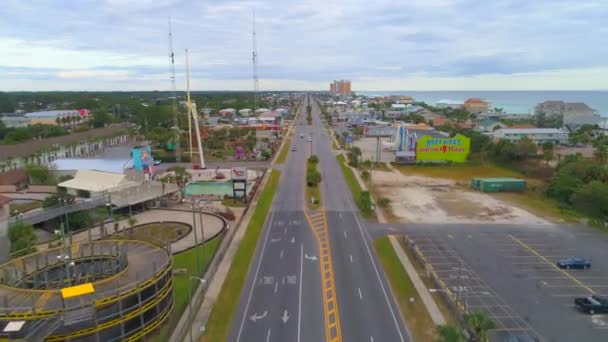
[229,97,324,342]
[309,97,411,342]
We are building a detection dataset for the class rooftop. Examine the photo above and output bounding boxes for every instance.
[496,128,565,134]
[24,110,80,118]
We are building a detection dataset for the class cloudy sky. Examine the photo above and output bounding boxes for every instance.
[1,0,607,91]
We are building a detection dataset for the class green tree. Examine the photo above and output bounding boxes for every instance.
[465,311,496,342]
[348,146,362,167]
[8,221,37,257]
[359,191,373,216]
[171,166,190,200]
[353,126,364,137]
[306,169,322,187]
[436,324,464,342]
[514,137,537,159]
[26,164,55,185]
[308,155,319,164]
[571,181,608,221]
[91,111,112,128]
[593,141,607,163]
[541,141,555,165]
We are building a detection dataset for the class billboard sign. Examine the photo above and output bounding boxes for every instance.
[231,167,247,180]
[131,145,155,174]
[364,126,393,137]
[416,134,470,162]
[345,135,353,144]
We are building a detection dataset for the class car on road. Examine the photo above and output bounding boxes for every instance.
[556,257,591,269]
[574,295,608,314]
[154,160,162,165]
[291,146,296,151]
[300,134,304,138]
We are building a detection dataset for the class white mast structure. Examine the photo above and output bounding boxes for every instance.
[185,48,206,169]
[168,17,181,162]
[252,11,259,111]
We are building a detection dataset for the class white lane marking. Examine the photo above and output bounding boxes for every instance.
[358,287,363,300]
[281,309,290,323]
[344,231,347,238]
[350,254,353,263]
[237,213,275,341]
[370,337,374,342]
[298,244,303,342]
[274,281,278,294]
[291,236,296,244]
[266,328,271,342]
[280,249,284,259]
[249,310,268,322]
[351,211,407,342]
[304,254,318,261]
[271,237,281,243]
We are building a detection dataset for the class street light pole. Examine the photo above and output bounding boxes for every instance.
[191,200,201,276]
[198,206,206,268]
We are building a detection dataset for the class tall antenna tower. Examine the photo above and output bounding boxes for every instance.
[252,11,259,111]
[168,17,181,162]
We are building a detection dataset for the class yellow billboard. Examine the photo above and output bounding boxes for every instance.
[416,134,471,162]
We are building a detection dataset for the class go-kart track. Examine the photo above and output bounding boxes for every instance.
[0,240,173,341]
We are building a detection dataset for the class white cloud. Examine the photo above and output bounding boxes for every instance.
[57,69,130,79]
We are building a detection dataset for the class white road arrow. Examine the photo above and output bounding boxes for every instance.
[290,237,295,244]
[304,254,317,261]
[249,311,268,323]
[270,238,281,243]
[281,310,290,324]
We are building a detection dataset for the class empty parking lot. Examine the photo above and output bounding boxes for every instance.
[396,224,608,342]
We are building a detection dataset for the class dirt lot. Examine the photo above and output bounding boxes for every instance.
[372,170,550,225]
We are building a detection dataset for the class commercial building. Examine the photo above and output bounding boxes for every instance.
[492,128,568,145]
[329,80,352,96]
[24,109,89,126]
[463,98,489,114]
[535,100,600,126]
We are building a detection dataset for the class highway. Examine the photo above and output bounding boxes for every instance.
[229,95,410,342]
[229,97,325,342]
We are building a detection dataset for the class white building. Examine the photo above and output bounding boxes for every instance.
[238,108,252,116]
[435,100,464,109]
[492,128,568,145]
[1,116,30,128]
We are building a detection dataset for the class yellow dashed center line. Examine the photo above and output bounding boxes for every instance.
[509,235,595,294]
[304,209,342,342]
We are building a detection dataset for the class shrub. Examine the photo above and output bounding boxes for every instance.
[308,155,319,164]
[377,197,390,208]
[219,207,236,221]
[306,169,322,187]
[361,170,370,181]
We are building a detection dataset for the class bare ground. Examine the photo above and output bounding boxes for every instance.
[372,170,550,225]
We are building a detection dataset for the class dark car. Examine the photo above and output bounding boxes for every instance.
[556,257,591,269]
[574,295,608,314]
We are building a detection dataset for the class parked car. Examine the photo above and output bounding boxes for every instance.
[574,295,608,314]
[556,257,591,269]
[300,134,304,138]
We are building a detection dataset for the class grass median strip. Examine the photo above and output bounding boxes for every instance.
[203,170,281,341]
[276,139,291,164]
[374,236,437,342]
[336,154,375,219]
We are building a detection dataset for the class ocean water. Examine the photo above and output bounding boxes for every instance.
[357,91,608,116]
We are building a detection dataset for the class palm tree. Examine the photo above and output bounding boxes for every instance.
[172,166,190,200]
[436,325,463,342]
[55,117,62,126]
[465,311,496,342]
[160,174,174,197]
[593,141,607,163]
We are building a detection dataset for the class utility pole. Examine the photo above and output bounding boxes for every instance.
[252,10,259,111]
[185,48,193,160]
[168,17,181,162]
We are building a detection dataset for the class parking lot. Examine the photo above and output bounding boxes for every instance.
[402,224,608,342]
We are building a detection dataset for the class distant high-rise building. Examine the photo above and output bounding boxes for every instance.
[330,80,352,96]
